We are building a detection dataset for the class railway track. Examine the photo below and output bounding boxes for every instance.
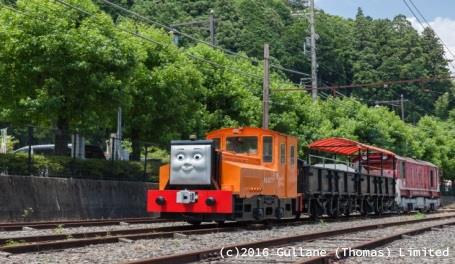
[0,213,402,253]
[0,222,246,253]
[0,211,450,255]
[119,213,455,264]
[0,217,169,231]
[0,212,409,252]
[296,221,453,264]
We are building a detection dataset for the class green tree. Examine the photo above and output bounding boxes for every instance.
[187,44,262,132]
[0,0,137,154]
[119,20,204,159]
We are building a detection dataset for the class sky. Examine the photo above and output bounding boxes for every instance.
[315,0,455,71]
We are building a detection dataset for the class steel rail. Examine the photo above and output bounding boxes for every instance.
[0,212,449,255]
[0,223,225,246]
[0,218,170,231]
[0,217,158,227]
[0,214,404,254]
[121,214,455,264]
[1,227,241,254]
[297,220,455,264]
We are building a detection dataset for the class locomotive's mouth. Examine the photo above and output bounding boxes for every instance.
[181,164,194,172]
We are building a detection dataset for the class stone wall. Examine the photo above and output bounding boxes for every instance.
[0,175,157,222]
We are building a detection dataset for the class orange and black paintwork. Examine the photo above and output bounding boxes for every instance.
[147,127,302,222]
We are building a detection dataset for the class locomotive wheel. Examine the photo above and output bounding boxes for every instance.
[294,212,301,220]
[187,221,202,226]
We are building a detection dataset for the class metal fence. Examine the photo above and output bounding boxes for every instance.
[0,125,163,182]
[441,182,455,196]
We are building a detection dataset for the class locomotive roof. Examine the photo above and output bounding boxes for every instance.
[207,127,297,139]
[308,137,396,157]
[396,155,438,168]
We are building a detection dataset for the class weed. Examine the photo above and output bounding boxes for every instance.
[21,207,34,218]
[54,224,64,234]
[319,219,327,227]
[415,211,426,220]
[4,239,25,247]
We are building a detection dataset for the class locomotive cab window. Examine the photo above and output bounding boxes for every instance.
[430,170,434,188]
[227,136,258,154]
[290,145,295,166]
[212,138,220,149]
[280,144,286,164]
[263,136,273,162]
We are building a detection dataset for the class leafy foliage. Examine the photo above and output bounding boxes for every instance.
[0,153,151,181]
[0,1,454,180]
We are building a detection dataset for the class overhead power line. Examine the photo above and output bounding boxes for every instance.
[403,0,455,70]
[97,0,310,77]
[275,76,455,92]
[51,0,264,82]
[402,0,425,28]
[408,0,455,63]
[54,0,162,45]
[0,3,25,14]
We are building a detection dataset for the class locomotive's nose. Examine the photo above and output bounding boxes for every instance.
[182,163,194,172]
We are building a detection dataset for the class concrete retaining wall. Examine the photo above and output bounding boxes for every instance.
[0,175,157,222]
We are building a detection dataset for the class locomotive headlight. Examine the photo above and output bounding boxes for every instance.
[155,196,165,205]
[169,140,213,185]
[205,197,216,206]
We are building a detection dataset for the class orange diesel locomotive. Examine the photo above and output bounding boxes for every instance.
[147,127,301,223]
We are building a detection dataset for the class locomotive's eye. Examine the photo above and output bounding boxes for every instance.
[193,153,202,160]
[177,154,185,161]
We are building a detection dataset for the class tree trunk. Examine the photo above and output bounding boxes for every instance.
[55,117,70,156]
[130,128,141,161]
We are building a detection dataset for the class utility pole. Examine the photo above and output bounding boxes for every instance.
[309,0,318,101]
[372,96,408,121]
[209,9,216,46]
[400,94,405,121]
[170,11,216,46]
[169,30,179,46]
[262,44,270,129]
[115,106,122,160]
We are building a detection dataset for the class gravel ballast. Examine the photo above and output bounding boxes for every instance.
[337,226,455,264]
[1,213,454,264]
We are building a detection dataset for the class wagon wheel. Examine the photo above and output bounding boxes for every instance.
[310,199,324,220]
[327,198,340,218]
[343,199,352,216]
[375,198,384,215]
[361,199,370,216]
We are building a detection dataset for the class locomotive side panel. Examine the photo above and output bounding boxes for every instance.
[396,157,440,211]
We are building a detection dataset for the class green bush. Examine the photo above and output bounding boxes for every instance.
[0,153,155,182]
